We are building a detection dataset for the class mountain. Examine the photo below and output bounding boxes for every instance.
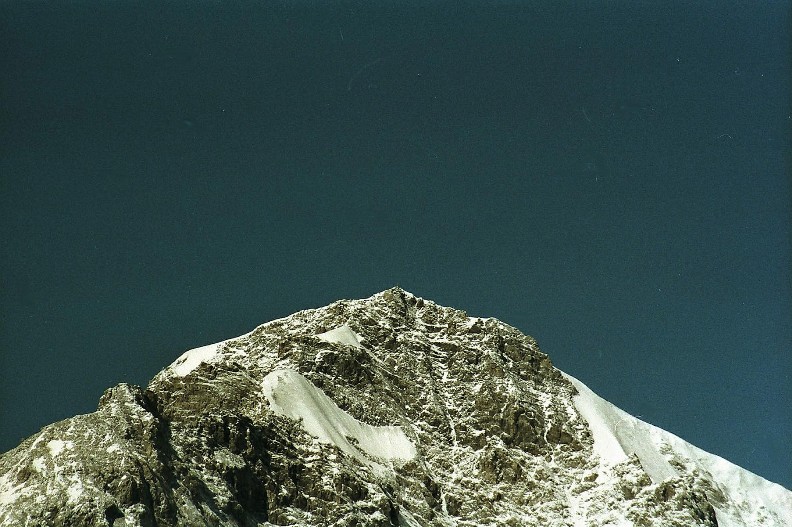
[1,288,789,526]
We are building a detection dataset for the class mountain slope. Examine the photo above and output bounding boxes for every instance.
[1,288,789,526]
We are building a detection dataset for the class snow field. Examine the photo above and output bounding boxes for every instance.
[563,372,792,527]
[262,369,416,473]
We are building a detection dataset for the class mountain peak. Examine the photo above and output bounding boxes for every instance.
[1,291,789,526]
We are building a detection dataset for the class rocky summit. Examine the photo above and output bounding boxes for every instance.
[1,288,790,527]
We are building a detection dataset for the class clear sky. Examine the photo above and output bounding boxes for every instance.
[1,1,790,489]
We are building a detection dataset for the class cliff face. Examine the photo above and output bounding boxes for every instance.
[0,288,788,527]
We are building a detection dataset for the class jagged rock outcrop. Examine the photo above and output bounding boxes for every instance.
[1,288,789,526]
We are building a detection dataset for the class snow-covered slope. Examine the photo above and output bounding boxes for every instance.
[564,373,792,527]
[0,288,788,527]
[262,368,416,473]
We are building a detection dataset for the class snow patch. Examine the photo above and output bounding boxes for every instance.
[32,457,46,473]
[47,439,73,458]
[262,369,415,471]
[463,317,487,328]
[0,474,22,506]
[317,324,363,348]
[170,342,221,377]
[168,327,257,377]
[66,476,84,504]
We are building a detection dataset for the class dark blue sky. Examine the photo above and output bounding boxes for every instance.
[1,1,790,488]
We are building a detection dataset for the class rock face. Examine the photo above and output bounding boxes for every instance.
[1,288,789,526]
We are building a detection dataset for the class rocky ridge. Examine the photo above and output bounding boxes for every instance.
[0,288,789,526]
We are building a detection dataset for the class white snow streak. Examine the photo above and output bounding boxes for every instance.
[262,369,415,472]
